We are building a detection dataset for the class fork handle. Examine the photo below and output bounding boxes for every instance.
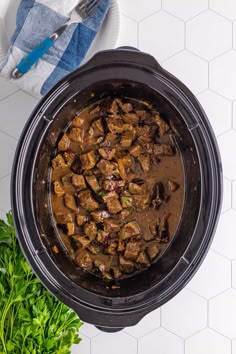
[12,24,68,79]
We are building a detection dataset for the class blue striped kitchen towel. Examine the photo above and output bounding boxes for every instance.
[0,0,112,97]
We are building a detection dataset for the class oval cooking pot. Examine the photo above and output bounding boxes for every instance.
[11,47,222,332]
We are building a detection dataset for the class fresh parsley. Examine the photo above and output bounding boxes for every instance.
[0,212,82,354]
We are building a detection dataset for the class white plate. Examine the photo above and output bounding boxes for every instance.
[0,0,120,66]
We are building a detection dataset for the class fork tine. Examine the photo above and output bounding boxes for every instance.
[87,0,99,12]
[86,0,98,10]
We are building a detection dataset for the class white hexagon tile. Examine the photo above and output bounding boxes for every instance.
[1,1,236,354]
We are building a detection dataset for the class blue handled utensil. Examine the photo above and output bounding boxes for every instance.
[12,0,102,79]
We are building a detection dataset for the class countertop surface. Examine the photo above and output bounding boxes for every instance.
[0,0,236,353]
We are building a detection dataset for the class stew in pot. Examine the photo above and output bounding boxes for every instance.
[50,98,184,280]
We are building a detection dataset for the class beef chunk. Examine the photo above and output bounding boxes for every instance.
[153,114,170,135]
[120,221,141,240]
[168,180,179,192]
[72,174,87,190]
[91,210,110,223]
[84,221,97,239]
[52,154,67,169]
[128,181,146,195]
[100,133,118,148]
[58,134,70,151]
[85,175,100,192]
[78,190,99,211]
[80,150,97,170]
[97,159,117,175]
[120,130,134,148]
[149,222,158,236]
[136,125,154,143]
[108,100,119,115]
[55,211,72,223]
[107,118,131,134]
[75,250,93,271]
[72,115,85,127]
[115,99,133,113]
[119,256,134,273]
[117,158,127,180]
[138,154,151,172]
[146,242,160,260]
[122,113,139,124]
[87,242,100,255]
[112,266,122,279]
[61,173,73,189]
[103,179,125,192]
[101,190,117,201]
[121,193,133,208]
[132,191,151,211]
[98,147,116,160]
[104,218,120,232]
[69,127,84,143]
[73,235,91,248]
[64,194,77,211]
[105,240,117,255]
[124,241,141,261]
[53,181,65,197]
[66,222,75,236]
[76,214,87,226]
[129,143,142,157]
[137,251,150,267]
[117,240,125,252]
[96,230,109,244]
[106,199,123,214]
[89,118,104,137]
[136,110,147,119]
[94,257,112,272]
[63,151,76,165]
[120,208,133,220]
[153,144,173,156]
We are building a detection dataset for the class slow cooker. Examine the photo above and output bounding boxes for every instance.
[11,47,222,332]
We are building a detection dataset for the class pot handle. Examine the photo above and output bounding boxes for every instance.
[79,46,162,73]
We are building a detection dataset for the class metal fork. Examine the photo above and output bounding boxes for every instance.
[12,0,103,79]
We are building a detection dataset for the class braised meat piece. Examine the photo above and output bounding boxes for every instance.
[120,130,134,148]
[96,230,109,244]
[128,181,146,195]
[84,221,97,239]
[72,174,87,190]
[58,134,70,151]
[120,221,141,240]
[120,193,133,208]
[55,212,72,224]
[78,190,99,211]
[138,154,151,173]
[104,218,120,232]
[136,125,154,143]
[124,241,141,261]
[64,194,77,211]
[97,159,117,175]
[113,266,122,279]
[61,174,74,189]
[89,118,104,137]
[87,242,100,255]
[122,113,139,124]
[117,240,125,252]
[146,242,160,260]
[103,179,125,192]
[137,251,150,267]
[119,256,134,273]
[98,147,116,160]
[75,251,93,271]
[80,150,97,170]
[153,114,170,135]
[63,150,76,165]
[105,240,117,255]
[102,191,119,203]
[153,144,173,156]
[69,127,84,143]
[107,118,131,134]
[85,175,100,192]
[52,154,67,169]
[72,115,85,127]
[106,199,123,214]
[53,181,65,197]
[66,222,75,236]
[129,143,142,157]
[91,210,110,223]
[94,257,112,272]
[76,214,87,226]
[115,98,133,113]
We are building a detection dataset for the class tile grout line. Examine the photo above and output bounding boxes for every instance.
[0,89,20,103]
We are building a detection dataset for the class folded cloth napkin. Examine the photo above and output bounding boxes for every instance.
[0,0,112,98]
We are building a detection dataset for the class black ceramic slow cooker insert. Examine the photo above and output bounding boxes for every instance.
[11,47,222,332]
